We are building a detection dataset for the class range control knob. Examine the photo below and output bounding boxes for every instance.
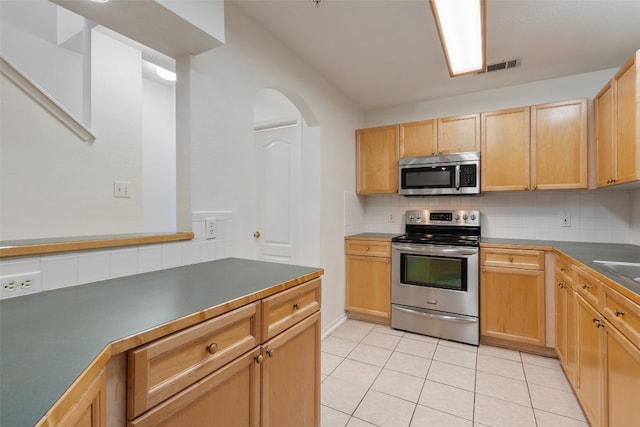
[454,214,460,221]
[415,216,422,221]
[470,214,476,221]
[408,215,414,220]
[463,214,468,220]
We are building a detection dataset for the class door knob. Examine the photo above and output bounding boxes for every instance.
[254,231,261,238]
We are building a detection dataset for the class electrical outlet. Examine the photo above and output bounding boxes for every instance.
[205,217,217,239]
[114,181,132,198]
[388,214,394,223]
[561,214,571,227]
[1,272,42,299]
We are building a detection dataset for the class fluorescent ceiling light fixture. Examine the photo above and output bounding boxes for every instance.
[89,0,110,3]
[156,66,177,82]
[430,0,486,76]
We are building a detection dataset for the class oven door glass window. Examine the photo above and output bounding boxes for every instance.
[400,254,467,291]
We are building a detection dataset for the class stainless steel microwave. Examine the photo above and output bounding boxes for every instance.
[398,152,480,196]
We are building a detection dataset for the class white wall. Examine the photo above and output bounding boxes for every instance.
[185,3,363,330]
[142,79,176,232]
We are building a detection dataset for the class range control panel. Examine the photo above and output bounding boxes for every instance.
[405,209,480,226]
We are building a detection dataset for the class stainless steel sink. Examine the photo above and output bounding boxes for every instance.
[593,260,640,284]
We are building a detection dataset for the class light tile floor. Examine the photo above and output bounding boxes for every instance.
[321,319,589,427]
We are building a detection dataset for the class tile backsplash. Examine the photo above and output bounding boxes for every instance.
[0,211,234,299]
[347,189,636,244]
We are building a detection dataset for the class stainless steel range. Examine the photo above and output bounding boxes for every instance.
[391,209,481,345]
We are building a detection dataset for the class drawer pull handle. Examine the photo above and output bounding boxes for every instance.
[582,285,589,290]
[592,318,604,328]
[293,302,300,310]
[614,309,625,317]
[508,256,514,262]
[254,354,264,364]
[267,348,275,358]
[206,343,218,355]
[560,267,568,272]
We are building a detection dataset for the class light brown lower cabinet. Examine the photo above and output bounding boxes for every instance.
[128,350,261,426]
[480,248,546,347]
[345,237,391,324]
[576,293,604,425]
[127,279,321,427]
[604,317,640,427]
[554,258,640,427]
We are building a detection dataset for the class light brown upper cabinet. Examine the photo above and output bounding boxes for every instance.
[399,119,437,157]
[595,49,640,188]
[481,107,531,191]
[356,125,399,194]
[481,99,587,192]
[399,114,480,158]
[438,114,480,154]
[531,99,588,190]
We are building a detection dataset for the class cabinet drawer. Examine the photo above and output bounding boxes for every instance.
[481,248,544,270]
[127,302,261,419]
[603,285,640,349]
[345,239,391,257]
[262,278,321,341]
[555,256,575,286]
[576,269,601,309]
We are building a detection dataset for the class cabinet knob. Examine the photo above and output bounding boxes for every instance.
[582,284,589,290]
[253,231,261,238]
[267,348,275,358]
[533,185,538,190]
[560,267,568,272]
[508,256,514,262]
[614,309,625,317]
[524,185,529,190]
[365,247,370,251]
[293,302,300,310]
[206,343,218,355]
[254,354,264,364]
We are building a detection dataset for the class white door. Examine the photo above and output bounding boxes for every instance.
[254,121,302,263]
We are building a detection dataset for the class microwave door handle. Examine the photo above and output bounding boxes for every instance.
[454,164,461,190]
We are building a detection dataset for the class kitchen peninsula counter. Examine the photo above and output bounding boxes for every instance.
[481,238,640,298]
[0,258,323,427]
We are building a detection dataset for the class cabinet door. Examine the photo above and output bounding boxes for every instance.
[555,275,567,363]
[480,107,530,191]
[576,295,604,427]
[53,369,106,427]
[480,265,545,346]
[605,319,640,427]
[595,82,615,187]
[531,99,587,190]
[128,350,261,427]
[399,119,437,157]
[261,312,320,427]
[356,125,399,194]
[437,114,480,154]
[614,57,638,184]
[345,254,391,322]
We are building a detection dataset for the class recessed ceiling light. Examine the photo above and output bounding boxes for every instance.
[156,66,177,82]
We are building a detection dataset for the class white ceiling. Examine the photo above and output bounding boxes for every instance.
[232,0,640,110]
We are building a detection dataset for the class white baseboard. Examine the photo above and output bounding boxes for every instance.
[321,313,348,340]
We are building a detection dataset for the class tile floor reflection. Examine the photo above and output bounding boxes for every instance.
[321,319,589,427]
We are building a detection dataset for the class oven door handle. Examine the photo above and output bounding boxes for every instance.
[455,164,461,190]
[394,305,477,324]
[392,245,478,257]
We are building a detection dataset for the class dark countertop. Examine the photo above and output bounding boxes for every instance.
[481,238,640,295]
[0,258,323,427]
[345,232,400,240]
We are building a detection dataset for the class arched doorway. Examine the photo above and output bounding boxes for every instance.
[252,88,320,266]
